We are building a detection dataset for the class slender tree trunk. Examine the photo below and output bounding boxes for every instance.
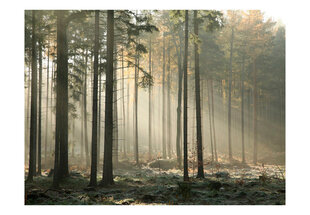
[113,43,119,168]
[84,49,90,168]
[148,37,152,160]
[97,58,102,169]
[240,56,245,163]
[121,47,126,158]
[175,30,183,168]
[101,10,114,186]
[210,79,218,162]
[207,79,214,162]
[89,10,99,187]
[194,11,204,178]
[162,32,167,159]
[134,41,139,165]
[167,40,172,159]
[26,10,37,182]
[80,96,84,161]
[253,58,258,164]
[183,10,189,181]
[228,27,234,161]
[44,44,49,169]
[38,40,42,175]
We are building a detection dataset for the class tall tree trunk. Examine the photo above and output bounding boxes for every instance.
[240,56,245,163]
[162,32,167,159]
[210,79,218,162]
[44,44,49,169]
[101,10,114,186]
[228,27,234,161]
[113,43,119,168]
[194,11,204,178]
[26,10,37,182]
[207,79,214,162]
[183,10,189,181]
[89,10,99,187]
[167,40,172,159]
[175,29,183,168]
[80,96,84,161]
[253,58,258,164]
[97,57,102,169]
[53,10,69,187]
[84,49,90,168]
[38,39,42,175]
[134,41,139,165]
[148,37,152,160]
[121,47,126,158]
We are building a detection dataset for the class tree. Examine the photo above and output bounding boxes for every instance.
[89,10,99,187]
[101,10,114,186]
[193,10,204,178]
[183,10,189,181]
[26,10,37,182]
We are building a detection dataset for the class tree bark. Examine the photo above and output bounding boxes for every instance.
[101,10,114,186]
[38,39,42,175]
[183,10,189,181]
[148,37,152,160]
[26,10,37,182]
[89,10,99,187]
[228,27,234,161]
[194,11,204,178]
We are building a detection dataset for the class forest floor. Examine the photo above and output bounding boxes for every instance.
[25,156,285,205]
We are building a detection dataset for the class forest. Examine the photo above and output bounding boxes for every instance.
[24,10,285,205]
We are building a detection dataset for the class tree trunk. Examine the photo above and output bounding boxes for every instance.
[162,32,167,159]
[121,47,126,158]
[207,79,214,162]
[53,10,69,187]
[175,28,183,168]
[44,44,49,169]
[26,10,37,182]
[167,40,172,159]
[113,43,119,168]
[134,41,139,165]
[89,10,99,187]
[183,10,189,181]
[101,10,114,186]
[194,11,204,178]
[240,56,245,163]
[210,79,218,162]
[38,39,42,175]
[84,49,90,168]
[148,37,152,160]
[228,27,234,161]
[253,58,258,164]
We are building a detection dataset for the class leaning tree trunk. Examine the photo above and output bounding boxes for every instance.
[89,10,99,187]
[183,10,189,181]
[26,10,37,182]
[101,10,114,186]
[194,11,204,178]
